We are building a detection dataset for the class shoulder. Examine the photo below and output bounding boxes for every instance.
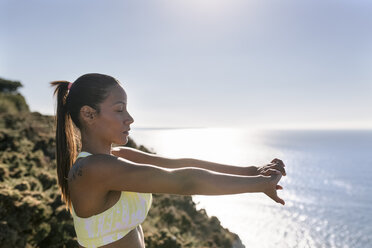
[82,153,117,165]
[69,153,120,184]
[79,153,122,175]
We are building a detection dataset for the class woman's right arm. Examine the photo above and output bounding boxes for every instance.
[82,154,284,204]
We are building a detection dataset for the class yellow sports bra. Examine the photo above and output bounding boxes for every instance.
[71,151,153,248]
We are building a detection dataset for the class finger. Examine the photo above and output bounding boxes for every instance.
[268,169,281,175]
[272,194,285,205]
[268,191,285,205]
[277,197,285,205]
[276,185,283,190]
[274,159,285,167]
[271,158,281,163]
[274,164,286,176]
[271,158,285,167]
[262,169,276,176]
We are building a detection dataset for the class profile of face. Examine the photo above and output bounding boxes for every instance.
[80,84,134,145]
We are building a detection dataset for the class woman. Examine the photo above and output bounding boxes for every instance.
[51,73,286,248]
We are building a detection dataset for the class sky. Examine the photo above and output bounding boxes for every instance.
[1,0,371,129]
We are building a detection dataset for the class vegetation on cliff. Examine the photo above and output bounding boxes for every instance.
[0,77,244,248]
[0,78,29,114]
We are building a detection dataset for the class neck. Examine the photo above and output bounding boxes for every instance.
[80,133,112,155]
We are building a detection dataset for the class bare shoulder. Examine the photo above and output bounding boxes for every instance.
[74,153,119,172]
[68,154,117,187]
[69,153,144,190]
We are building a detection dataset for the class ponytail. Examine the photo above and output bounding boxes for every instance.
[50,80,77,213]
[50,73,120,213]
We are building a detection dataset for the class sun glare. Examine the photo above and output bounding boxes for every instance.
[165,0,246,21]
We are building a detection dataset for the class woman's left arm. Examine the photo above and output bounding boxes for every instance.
[111,146,285,176]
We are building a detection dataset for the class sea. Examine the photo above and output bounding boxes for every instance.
[129,127,372,248]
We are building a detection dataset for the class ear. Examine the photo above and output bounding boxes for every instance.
[80,105,98,125]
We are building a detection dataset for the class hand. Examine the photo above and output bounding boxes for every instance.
[262,172,285,205]
[256,158,286,176]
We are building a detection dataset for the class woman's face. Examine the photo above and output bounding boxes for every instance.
[93,84,134,145]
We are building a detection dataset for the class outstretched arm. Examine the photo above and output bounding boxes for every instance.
[111,147,286,176]
[111,146,250,175]
[109,146,285,204]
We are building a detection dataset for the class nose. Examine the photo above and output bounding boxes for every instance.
[126,113,134,125]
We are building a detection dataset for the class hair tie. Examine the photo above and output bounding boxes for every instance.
[68,82,73,90]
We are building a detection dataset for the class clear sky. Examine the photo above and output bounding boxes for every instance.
[1,0,371,129]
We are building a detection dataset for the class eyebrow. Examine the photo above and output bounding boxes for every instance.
[112,101,127,105]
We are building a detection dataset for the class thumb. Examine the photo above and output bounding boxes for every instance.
[277,197,285,205]
[270,194,285,205]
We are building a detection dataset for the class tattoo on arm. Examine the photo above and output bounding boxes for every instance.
[78,168,83,177]
[71,162,84,181]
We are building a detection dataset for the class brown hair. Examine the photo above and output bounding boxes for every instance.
[50,73,120,212]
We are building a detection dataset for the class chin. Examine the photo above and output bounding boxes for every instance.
[115,139,128,146]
